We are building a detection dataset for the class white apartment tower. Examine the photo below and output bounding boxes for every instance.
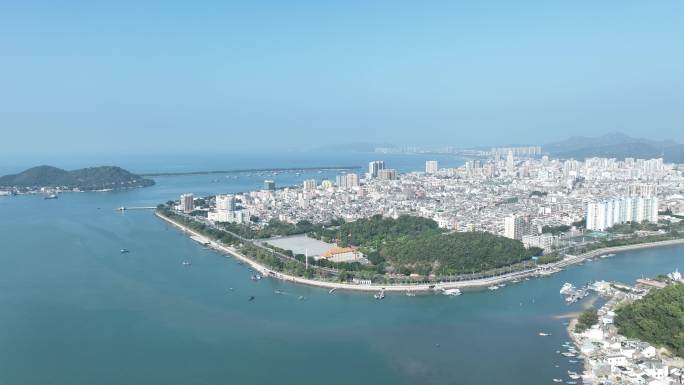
[504,215,528,240]
[425,160,439,174]
[215,194,235,212]
[368,161,385,179]
[336,173,359,189]
[303,179,317,191]
[586,196,659,231]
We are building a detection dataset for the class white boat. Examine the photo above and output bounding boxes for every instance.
[552,379,563,383]
[405,291,416,297]
[374,289,385,300]
[442,288,462,296]
[182,260,191,266]
[560,282,575,295]
[488,285,499,290]
[538,332,551,336]
[561,352,576,357]
[329,288,336,294]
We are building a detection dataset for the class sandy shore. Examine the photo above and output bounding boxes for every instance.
[157,212,684,293]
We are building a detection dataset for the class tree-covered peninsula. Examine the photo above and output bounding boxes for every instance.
[162,204,543,280]
[0,165,154,191]
[615,283,684,357]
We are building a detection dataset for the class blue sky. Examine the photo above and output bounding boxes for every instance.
[1,0,683,156]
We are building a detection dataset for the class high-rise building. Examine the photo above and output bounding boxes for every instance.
[425,160,439,174]
[336,173,360,189]
[629,183,657,197]
[368,160,385,178]
[215,194,235,212]
[263,180,276,191]
[503,214,529,240]
[378,169,397,180]
[303,179,317,191]
[180,193,194,213]
[586,196,659,231]
[506,150,515,174]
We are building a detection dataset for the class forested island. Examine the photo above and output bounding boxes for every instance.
[615,283,684,357]
[0,165,154,192]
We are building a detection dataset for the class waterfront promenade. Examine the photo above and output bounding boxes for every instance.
[157,211,684,293]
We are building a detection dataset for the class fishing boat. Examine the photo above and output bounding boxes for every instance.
[442,288,462,296]
[374,289,385,300]
[329,288,336,294]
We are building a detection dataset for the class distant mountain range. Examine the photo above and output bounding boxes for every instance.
[545,133,684,163]
[0,166,155,191]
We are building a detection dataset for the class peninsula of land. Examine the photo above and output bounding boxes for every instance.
[156,209,684,293]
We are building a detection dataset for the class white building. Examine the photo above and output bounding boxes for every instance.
[368,160,385,179]
[336,173,359,189]
[425,160,439,174]
[522,233,556,250]
[215,194,235,212]
[180,193,194,213]
[303,179,317,191]
[586,196,659,231]
[504,215,529,240]
[321,180,333,189]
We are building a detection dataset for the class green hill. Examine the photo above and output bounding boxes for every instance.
[545,132,684,163]
[0,165,155,191]
[615,283,684,357]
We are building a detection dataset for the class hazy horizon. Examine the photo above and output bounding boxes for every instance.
[2,1,683,155]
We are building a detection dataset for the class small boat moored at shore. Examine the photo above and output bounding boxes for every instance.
[442,288,462,296]
[374,289,385,300]
[488,285,499,291]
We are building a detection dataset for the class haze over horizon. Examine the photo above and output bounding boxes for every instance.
[1,1,683,156]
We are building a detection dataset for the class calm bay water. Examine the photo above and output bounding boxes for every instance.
[1,154,683,385]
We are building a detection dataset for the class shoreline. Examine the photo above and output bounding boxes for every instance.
[156,211,684,293]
